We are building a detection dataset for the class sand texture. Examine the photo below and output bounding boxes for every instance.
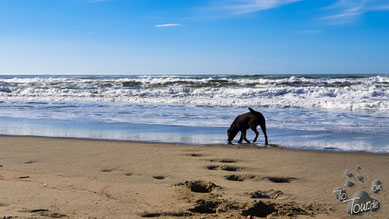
[0,136,388,218]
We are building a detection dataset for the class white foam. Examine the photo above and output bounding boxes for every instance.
[0,75,388,112]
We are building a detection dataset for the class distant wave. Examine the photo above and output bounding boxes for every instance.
[0,75,388,111]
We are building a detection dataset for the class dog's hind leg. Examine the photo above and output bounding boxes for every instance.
[251,127,259,143]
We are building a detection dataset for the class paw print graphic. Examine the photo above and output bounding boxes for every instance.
[333,165,382,215]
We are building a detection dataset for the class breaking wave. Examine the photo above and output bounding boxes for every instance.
[0,74,388,111]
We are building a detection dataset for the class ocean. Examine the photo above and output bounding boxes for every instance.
[0,74,388,153]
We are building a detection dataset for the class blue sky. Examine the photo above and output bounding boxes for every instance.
[0,0,389,74]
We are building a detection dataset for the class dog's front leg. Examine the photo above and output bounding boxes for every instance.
[238,131,244,143]
[242,130,251,144]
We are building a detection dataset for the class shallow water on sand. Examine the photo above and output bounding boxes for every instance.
[0,105,388,153]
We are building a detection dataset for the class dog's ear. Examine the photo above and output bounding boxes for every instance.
[248,108,256,114]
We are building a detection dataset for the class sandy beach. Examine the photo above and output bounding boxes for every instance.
[0,136,388,218]
[2,0,389,218]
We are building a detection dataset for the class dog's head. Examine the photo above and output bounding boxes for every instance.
[227,127,238,142]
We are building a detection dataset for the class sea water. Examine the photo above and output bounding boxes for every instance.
[0,74,388,153]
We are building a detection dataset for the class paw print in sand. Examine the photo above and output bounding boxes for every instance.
[333,165,382,215]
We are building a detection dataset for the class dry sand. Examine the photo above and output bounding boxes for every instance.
[0,136,388,218]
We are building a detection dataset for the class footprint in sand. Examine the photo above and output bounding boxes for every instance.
[220,165,243,172]
[262,176,296,183]
[225,174,244,181]
[241,201,324,218]
[209,159,237,163]
[224,174,256,182]
[187,153,203,157]
[176,181,221,193]
[140,212,192,217]
[152,176,165,180]
[250,189,285,199]
[206,165,219,170]
[25,209,67,218]
[24,160,38,164]
[101,168,116,173]
[188,199,221,214]
[19,176,30,179]
[205,165,243,172]
[0,202,9,207]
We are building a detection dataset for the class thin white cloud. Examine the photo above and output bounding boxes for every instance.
[216,0,302,14]
[321,0,389,22]
[154,24,181,27]
[320,11,362,20]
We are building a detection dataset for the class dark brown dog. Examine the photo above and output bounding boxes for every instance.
[227,108,268,144]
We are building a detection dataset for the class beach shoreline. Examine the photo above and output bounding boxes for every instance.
[1,133,388,155]
[1,136,388,218]
[1,74,389,153]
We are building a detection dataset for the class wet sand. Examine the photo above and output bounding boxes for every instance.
[0,136,388,218]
